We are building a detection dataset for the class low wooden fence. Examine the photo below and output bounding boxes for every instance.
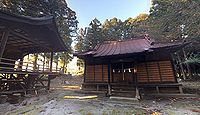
[0,57,61,73]
[0,57,61,95]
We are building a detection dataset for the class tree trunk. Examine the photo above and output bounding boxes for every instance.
[63,59,66,73]
[43,54,45,72]
[26,54,29,71]
[33,54,38,71]
[177,52,186,80]
[182,48,192,78]
[56,60,58,72]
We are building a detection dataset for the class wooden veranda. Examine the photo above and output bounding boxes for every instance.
[0,10,67,95]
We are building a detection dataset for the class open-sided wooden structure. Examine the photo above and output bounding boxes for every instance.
[0,10,67,95]
[77,36,186,98]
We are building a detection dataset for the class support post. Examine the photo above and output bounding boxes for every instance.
[122,62,124,81]
[47,52,53,90]
[135,87,140,99]
[107,63,111,96]
[156,86,160,94]
[43,53,45,72]
[50,52,53,72]
[84,60,86,82]
[135,62,140,99]
[0,29,10,62]
[179,85,183,94]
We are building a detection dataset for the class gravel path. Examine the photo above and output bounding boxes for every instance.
[0,76,200,115]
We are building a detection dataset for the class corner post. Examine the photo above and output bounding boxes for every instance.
[47,52,53,90]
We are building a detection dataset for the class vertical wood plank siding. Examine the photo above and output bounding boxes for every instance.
[159,61,175,82]
[137,63,148,83]
[85,64,109,82]
[137,60,175,83]
[147,62,161,82]
[85,65,95,82]
[85,60,175,83]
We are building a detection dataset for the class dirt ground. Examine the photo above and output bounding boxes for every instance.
[0,75,200,115]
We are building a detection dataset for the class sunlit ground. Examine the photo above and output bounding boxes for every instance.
[51,85,81,90]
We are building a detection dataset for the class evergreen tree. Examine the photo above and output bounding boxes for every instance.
[0,0,78,68]
[84,18,102,50]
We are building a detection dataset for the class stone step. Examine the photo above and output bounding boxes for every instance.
[110,96,139,101]
[111,90,136,98]
[111,90,136,93]
[111,86,136,90]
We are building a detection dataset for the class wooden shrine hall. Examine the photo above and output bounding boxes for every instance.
[76,36,187,99]
[0,10,67,95]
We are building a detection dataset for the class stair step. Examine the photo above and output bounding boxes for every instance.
[110,96,139,101]
[111,91,135,97]
[112,87,135,91]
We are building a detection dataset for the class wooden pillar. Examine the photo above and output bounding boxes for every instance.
[102,65,104,82]
[107,63,111,96]
[157,62,162,82]
[94,64,95,81]
[26,54,29,71]
[84,60,86,82]
[18,57,24,71]
[43,54,45,72]
[0,29,10,62]
[122,62,124,81]
[134,62,140,99]
[47,52,53,90]
[50,52,53,72]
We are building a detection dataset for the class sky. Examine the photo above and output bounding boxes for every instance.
[67,0,151,28]
[66,0,151,73]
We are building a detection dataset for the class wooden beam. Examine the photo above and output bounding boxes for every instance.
[0,29,10,62]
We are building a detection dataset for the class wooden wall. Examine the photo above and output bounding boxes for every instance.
[137,60,176,83]
[85,60,175,83]
[85,64,109,82]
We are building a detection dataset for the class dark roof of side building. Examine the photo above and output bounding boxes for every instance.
[0,10,67,55]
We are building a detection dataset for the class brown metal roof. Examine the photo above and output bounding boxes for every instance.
[77,36,184,58]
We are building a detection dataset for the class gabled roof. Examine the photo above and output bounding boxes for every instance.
[77,36,184,58]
